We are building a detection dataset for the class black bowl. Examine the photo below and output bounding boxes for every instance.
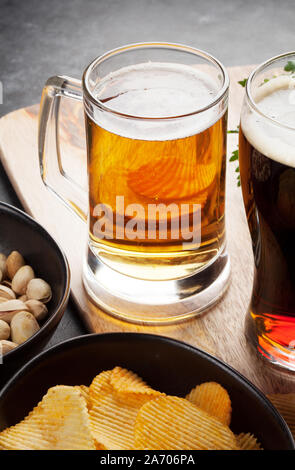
[0,332,293,450]
[0,202,70,385]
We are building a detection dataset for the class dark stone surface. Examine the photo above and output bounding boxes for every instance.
[0,0,294,382]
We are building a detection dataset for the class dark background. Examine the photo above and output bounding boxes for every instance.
[0,0,294,352]
[2,0,295,117]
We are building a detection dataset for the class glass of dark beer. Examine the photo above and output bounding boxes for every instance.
[239,52,295,370]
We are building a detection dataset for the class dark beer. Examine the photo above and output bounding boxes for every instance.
[239,75,295,366]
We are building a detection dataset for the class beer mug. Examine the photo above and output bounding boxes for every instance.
[239,52,295,369]
[39,43,230,324]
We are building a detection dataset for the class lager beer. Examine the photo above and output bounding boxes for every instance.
[39,43,230,322]
[86,63,227,280]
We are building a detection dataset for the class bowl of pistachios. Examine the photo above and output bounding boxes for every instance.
[0,202,70,385]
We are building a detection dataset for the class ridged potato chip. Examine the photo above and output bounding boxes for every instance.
[75,385,91,409]
[0,386,95,450]
[0,367,267,450]
[110,366,160,396]
[267,393,295,437]
[236,432,263,450]
[89,369,159,450]
[186,381,232,426]
[134,395,239,450]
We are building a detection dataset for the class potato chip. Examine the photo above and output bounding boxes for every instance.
[236,432,263,450]
[89,369,158,450]
[0,366,268,451]
[134,395,239,450]
[267,393,295,437]
[75,385,91,409]
[110,367,160,396]
[0,386,95,450]
[186,381,232,426]
[89,370,112,402]
[78,384,89,395]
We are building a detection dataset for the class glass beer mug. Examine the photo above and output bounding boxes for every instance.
[239,52,295,369]
[39,43,230,323]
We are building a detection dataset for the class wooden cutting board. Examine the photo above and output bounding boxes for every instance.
[0,65,294,395]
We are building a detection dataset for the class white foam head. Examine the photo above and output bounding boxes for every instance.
[241,75,295,168]
[88,62,226,140]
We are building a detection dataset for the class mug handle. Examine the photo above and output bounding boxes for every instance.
[38,75,88,221]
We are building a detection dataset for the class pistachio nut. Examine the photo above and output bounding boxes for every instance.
[0,319,10,340]
[25,299,48,322]
[11,311,40,344]
[26,278,52,303]
[1,280,12,288]
[0,339,17,355]
[18,294,28,302]
[0,299,29,323]
[11,265,35,295]
[0,285,16,300]
[0,253,7,279]
[6,251,25,280]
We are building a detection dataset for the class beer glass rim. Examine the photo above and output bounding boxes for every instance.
[82,42,229,120]
[246,51,295,131]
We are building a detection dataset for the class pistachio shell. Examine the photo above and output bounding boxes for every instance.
[11,311,40,344]
[0,299,29,323]
[0,285,16,300]
[6,251,25,280]
[0,299,28,312]
[11,265,35,295]
[0,253,7,279]
[25,299,48,322]
[0,339,17,355]
[18,294,28,302]
[0,319,10,340]
[1,280,12,288]
[26,278,52,303]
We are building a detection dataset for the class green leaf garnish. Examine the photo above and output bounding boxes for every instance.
[229,150,239,162]
[284,61,295,72]
[238,78,247,87]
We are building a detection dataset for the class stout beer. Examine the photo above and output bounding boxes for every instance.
[239,74,295,365]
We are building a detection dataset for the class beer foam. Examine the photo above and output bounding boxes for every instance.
[241,75,295,168]
[88,62,225,140]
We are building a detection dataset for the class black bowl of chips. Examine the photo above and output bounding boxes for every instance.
[0,333,293,450]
